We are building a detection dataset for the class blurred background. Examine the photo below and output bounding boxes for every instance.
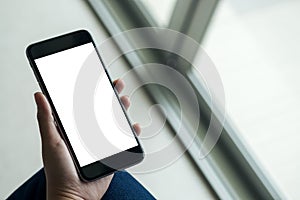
[1,0,300,199]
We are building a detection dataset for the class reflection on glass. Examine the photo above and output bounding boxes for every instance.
[139,0,177,27]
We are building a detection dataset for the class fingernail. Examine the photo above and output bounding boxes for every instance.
[34,93,40,107]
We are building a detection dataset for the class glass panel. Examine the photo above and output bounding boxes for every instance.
[202,0,300,198]
[139,0,177,27]
[88,0,283,198]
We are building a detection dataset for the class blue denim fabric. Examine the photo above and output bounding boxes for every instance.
[7,168,155,200]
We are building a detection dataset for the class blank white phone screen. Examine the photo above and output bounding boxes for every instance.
[34,43,138,167]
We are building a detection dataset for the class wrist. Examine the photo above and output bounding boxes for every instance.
[47,188,84,200]
[48,196,83,200]
[48,193,84,200]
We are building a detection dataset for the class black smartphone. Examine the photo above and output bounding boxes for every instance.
[26,30,144,181]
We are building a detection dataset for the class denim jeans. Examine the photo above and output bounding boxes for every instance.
[7,168,155,200]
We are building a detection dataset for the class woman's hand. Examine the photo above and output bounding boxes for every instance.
[34,79,140,200]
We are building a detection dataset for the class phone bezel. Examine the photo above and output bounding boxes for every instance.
[26,30,144,181]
